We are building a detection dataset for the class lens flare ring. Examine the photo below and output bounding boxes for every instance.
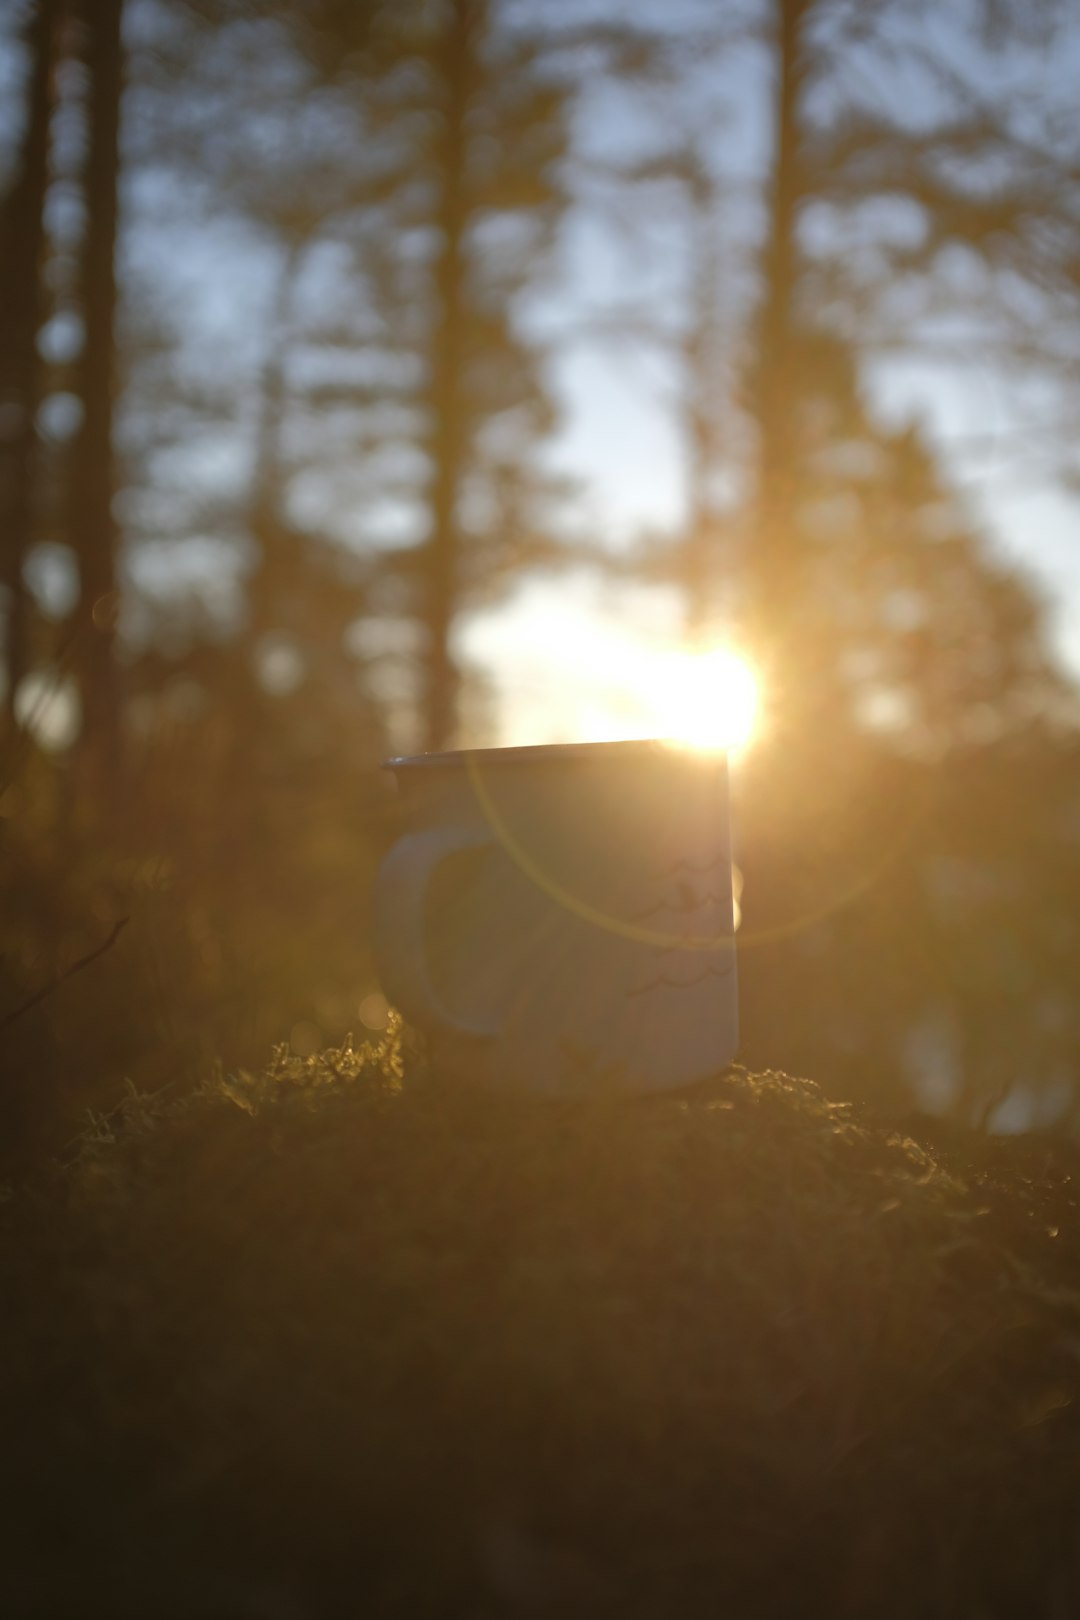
[465,749,737,953]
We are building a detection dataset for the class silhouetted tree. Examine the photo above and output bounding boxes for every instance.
[113,0,577,751]
[370,0,571,748]
[671,150,733,643]
[70,0,125,797]
[745,0,1073,722]
[0,0,59,730]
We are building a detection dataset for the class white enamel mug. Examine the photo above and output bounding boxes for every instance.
[372,739,738,1095]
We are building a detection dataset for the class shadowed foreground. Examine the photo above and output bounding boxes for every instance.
[3,1021,1080,1618]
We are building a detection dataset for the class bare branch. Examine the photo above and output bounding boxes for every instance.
[0,918,131,1040]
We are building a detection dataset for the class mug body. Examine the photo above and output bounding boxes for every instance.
[378,740,738,1095]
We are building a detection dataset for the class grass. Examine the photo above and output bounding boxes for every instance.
[2,1017,1080,1617]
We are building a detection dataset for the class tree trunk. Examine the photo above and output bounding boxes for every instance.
[71,0,124,798]
[423,0,474,753]
[682,177,723,644]
[0,0,58,730]
[750,0,807,647]
[248,238,305,642]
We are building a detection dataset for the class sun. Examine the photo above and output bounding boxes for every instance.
[651,647,761,753]
[577,637,762,753]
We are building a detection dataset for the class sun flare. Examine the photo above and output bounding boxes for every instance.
[651,647,761,753]
[580,643,762,754]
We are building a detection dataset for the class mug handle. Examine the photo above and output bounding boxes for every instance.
[372,826,500,1041]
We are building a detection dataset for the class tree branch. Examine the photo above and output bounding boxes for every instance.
[0,918,130,1039]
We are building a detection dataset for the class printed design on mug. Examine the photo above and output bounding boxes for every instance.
[626,860,735,999]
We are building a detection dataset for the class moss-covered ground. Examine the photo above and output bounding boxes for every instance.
[3,1020,1080,1617]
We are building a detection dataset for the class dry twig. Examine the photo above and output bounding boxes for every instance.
[0,916,130,1040]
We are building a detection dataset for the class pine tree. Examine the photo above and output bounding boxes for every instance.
[741,0,1073,730]
[114,0,575,752]
[0,0,59,731]
[370,0,572,749]
[70,0,125,797]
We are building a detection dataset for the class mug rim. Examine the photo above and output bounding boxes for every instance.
[384,738,691,770]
